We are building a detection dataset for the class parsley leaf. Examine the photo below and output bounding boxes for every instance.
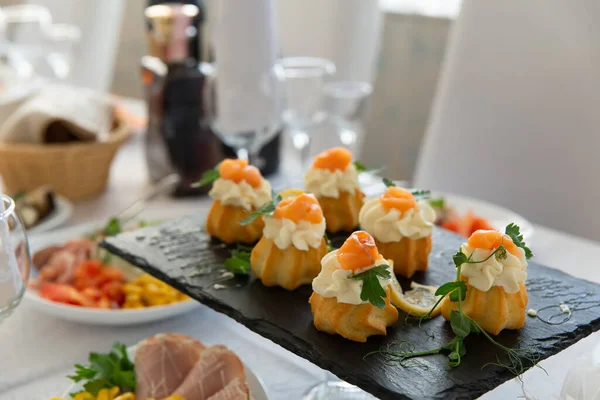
[383,178,395,187]
[67,342,135,397]
[348,265,391,309]
[452,250,468,268]
[239,192,282,226]
[224,248,251,275]
[428,197,445,209]
[324,233,335,252]
[191,167,220,188]
[435,281,467,297]
[410,189,431,201]
[354,161,368,172]
[103,217,122,237]
[505,223,533,259]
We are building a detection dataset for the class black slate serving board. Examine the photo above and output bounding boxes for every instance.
[101,217,600,400]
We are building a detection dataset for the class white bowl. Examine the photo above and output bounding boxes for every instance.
[26,219,200,326]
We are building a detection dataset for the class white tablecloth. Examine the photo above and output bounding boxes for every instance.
[2,100,600,400]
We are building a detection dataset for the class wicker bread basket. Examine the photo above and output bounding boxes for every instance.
[0,118,131,201]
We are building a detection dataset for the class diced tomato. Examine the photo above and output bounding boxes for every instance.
[97,267,124,285]
[441,220,460,234]
[80,287,103,302]
[74,260,102,279]
[96,296,111,309]
[40,283,95,307]
[100,280,125,305]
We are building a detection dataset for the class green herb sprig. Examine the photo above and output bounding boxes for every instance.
[191,167,220,188]
[348,265,391,309]
[381,179,432,201]
[224,246,252,275]
[368,224,538,373]
[324,233,335,252]
[103,217,122,237]
[68,342,135,397]
[354,161,383,175]
[239,191,282,225]
[428,197,445,209]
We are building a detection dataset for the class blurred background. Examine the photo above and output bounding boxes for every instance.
[0,0,598,243]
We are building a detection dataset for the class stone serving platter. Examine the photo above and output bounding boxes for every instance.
[101,216,600,400]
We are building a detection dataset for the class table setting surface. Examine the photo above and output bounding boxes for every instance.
[2,100,600,400]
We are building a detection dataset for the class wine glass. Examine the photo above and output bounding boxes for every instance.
[2,4,52,78]
[280,57,336,167]
[205,62,286,168]
[323,81,373,156]
[45,23,81,80]
[0,194,31,324]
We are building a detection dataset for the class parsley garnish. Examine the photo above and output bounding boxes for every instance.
[428,197,445,209]
[354,161,383,175]
[324,233,335,252]
[224,247,251,275]
[239,191,282,226]
[103,217,122,237]
[68,342,135,397]
[191,167,220,188]
[348,265,391,309]
[410,189,431,201]
[505,223,533,259]
[383,178,395,187]
[368,223,539,373]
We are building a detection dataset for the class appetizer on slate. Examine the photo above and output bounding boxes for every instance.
[251,192,328,290]
[310,231,398,342]
[204,158,272,244]
[441,225,531,335]
[359,186,436,278]
[304,147,364,233]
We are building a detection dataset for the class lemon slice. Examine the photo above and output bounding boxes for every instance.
[393,281,442,317]
[386,260,404,307]
[278,188,304,199]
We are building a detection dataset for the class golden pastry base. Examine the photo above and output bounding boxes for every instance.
[206,200,264,244]
[441,280,528,335]
[375,236,432,278]
[251,236,328,291]
[317,189,364,233]
[309,287,399,343]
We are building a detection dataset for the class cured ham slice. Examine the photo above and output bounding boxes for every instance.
[174,345,246,400]
[207,378,250,400]
[135,333,205,400]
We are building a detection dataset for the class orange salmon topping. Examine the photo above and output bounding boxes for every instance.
[312,147,352,172]
[468,230,521,257]
[337,231,383,271]
[273,193,324,224]
[218,158,263,188]
[380,187,417,212]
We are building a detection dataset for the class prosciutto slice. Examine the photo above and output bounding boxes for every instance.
[135,333,205,400]
[174,345,247,400]
[206,378,250,400]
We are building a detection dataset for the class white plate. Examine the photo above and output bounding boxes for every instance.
[434,191,534,240]
[26,220,200,326]
[64,344,269,400]
[27,195,74,235]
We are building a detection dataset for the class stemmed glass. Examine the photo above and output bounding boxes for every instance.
[0,195,31,324]
[2,4,52,78]
[323,81,373,155]
[280,57,336,167]
[44,23,81,80]
[205,62,286,168]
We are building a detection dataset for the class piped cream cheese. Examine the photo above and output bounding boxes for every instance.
[209,178,271,211]
[263,218,325,251]
[460,243,528,294]
[312,250,392,305]
[304,163,359,199]
[359,198,435,242]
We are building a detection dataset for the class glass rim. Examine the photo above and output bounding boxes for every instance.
[0,194,16,221]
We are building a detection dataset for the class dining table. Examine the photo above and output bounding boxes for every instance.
[1,98,600,400]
